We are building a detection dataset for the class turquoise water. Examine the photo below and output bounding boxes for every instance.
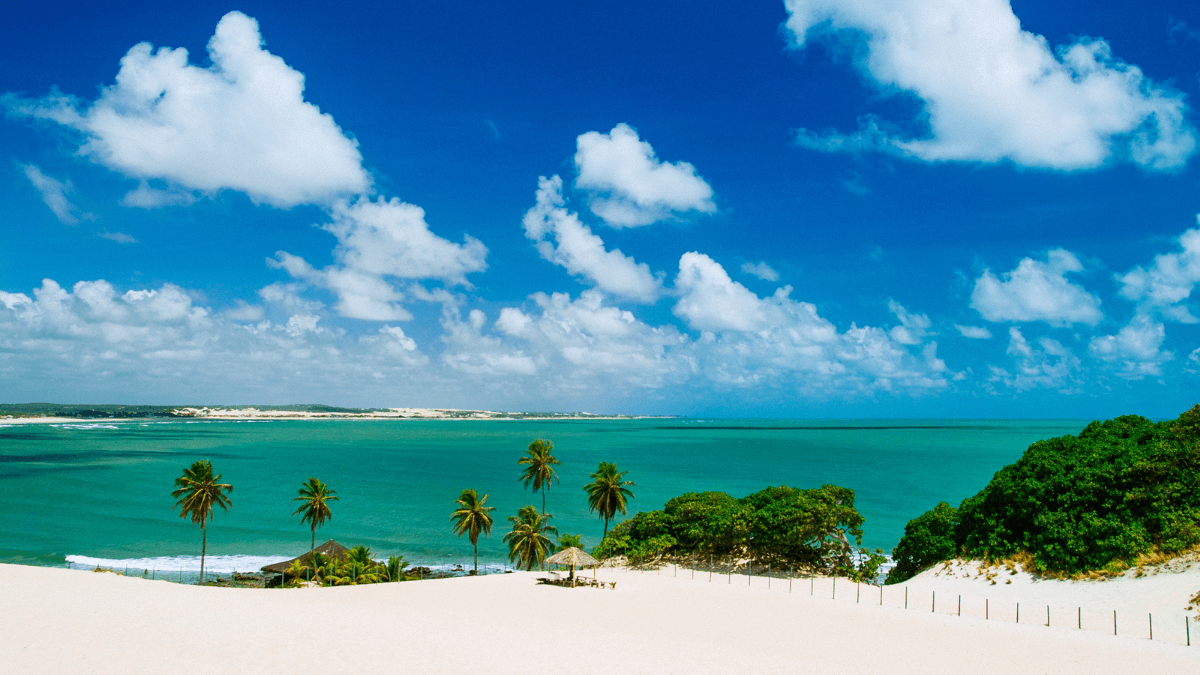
[0,418,1088,572]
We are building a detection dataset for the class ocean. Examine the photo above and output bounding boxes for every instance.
[0,418,1088,576]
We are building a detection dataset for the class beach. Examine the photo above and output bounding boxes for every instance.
[3,561,1196,674]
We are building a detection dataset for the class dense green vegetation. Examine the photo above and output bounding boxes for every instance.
[888,407,1200,582]
[284,546,409,586]
[592,485,880,578]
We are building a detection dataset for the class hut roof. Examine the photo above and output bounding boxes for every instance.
[546,547,599,567]
[260,540,351,574]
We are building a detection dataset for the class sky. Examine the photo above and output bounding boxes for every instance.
[3,0,1200,417]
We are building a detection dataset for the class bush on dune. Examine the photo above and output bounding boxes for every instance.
[593,484,870,577]
[887,406,1200,583]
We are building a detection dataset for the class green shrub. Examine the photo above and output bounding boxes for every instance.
[593,484,865,574]
[887,407,1200,581]
[887,502,958,583]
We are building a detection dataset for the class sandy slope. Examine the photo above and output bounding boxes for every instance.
[897,554,1200,643]
[1,563,1197,674]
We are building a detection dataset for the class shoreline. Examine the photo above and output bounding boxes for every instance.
[0,407,674,424]
[4,562,1195,673]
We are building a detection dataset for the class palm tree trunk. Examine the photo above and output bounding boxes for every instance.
[474,543,478,575]
[603,516,609,539]
[542,490,546,516]
[311,529,315,552]
[200,524,207,584]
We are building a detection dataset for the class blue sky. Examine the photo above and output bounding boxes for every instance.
[3,0,1200,417]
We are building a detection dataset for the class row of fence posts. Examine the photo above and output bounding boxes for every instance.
[115,556,1194,646]
[645,555,1193,647]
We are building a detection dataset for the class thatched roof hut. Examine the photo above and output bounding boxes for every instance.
[260,540,351,574]
[546,547,599,581]
[546,547,599,568]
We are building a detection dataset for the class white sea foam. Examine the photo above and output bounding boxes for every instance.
[64,554,516,576]
[65,554,283,573]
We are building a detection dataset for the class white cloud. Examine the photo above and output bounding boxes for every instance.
[674,252,774,332]
[119,182,196,208]
[671,253,949,393]
[955,324,993,339]
[784,0,1196,170]
[97,230,137,244]
[321,198,488,285]
[441,290,684,386]
[888,299,931,345]
[0,269,954,408]
[271,197,488,321]
[0,277,435,404]
[224,300,264,323]
[22,164,93,224]
[988,327,1081,391]
[574,123,716,227]
[1088,315,1172,379]
[1116,225,1200,322]
[971,249,1102,326]
[7,11,370,207]
[522,176,663,302]
[740,261,780,282]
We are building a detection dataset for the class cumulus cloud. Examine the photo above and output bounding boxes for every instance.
[888,299,931,345]
[988,327,1081,391]
[441,290,683,387]
[674,252,771,332]
[0,269,956,407]
[1088,315,1172,379]
[522,176,663,302]
[670,253,948,392]
[784,0,1196,170]
[955,325,993,339]
[740,261,780,282]
[271,197,488,321]
[0,277,436,404]
[1116,226,1200,322]
[22,164,93,224]
[574,123,716,227]
[6,11,370,207]
[971,250,1103,326]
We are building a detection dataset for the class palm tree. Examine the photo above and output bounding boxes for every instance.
[292,477,338,551]
[384,555,408,582]
[451,488,496,575]
[557,533,583,552]
[584,461,636,539]
[171,460,233,584]
[503,505,558,571]
[518,439,560,516]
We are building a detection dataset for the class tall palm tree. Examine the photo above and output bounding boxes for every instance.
[518,439,559,516]
[171,460,233,584]
[503,505,558,571]
[584,461,636,539]
[292,477,338,551]
[451,488,496,575]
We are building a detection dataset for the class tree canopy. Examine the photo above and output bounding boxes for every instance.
[592,484,865,575]
[887,407,1200,582]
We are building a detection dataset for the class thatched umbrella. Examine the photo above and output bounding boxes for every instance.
[546,547,599,582]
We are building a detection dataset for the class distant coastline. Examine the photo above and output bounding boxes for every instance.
[0,402,668,422]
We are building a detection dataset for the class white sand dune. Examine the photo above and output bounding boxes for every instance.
[2,562,1197,674]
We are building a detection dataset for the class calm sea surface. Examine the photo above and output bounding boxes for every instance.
[0,418,1088,573]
